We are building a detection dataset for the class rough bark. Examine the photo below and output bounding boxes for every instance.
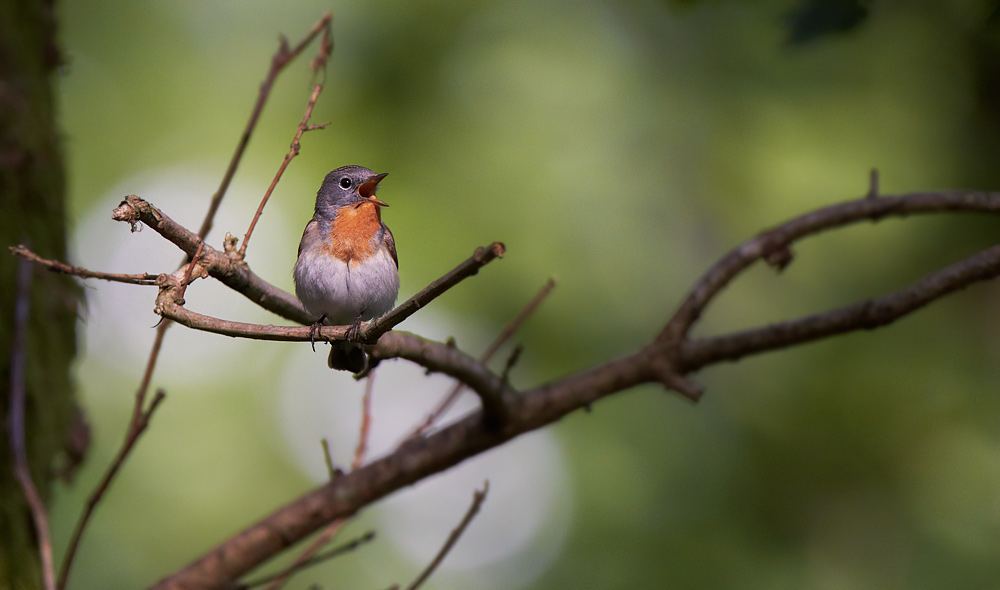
[0,1,79,588]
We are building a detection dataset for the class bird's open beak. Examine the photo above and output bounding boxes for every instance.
[358,173,389,206]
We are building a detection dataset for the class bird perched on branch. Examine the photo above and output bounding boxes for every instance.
[294,165,400,372]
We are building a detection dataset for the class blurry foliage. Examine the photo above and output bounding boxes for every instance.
[785,0,869,44]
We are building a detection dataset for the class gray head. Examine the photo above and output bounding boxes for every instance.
[314,165,388,218]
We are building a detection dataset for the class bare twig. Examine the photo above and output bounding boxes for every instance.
[197,13,333,241]
[353,372,376,470]
[10,244,158,285]
[320,439,337,481]
[366,243,506,339]
[262,521,346,590]
[178,242,206,300]
[8,253,56,590]
[403,482,489,590]
[263,371,379,590]
[403,278,556,442]
[658,190,1000,348]
[58,388,166,590]
[369,332,513,426]
[499,344,523,384]
[239,83,328,257]
[867,168,880,199]
[238,531,376,590]
[74,16,332,590]
[60,195,199,589]
[680,241,1000,370]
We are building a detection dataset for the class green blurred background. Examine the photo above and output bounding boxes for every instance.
[49,0,1000,588]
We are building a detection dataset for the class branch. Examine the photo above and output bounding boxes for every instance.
[58,389,166,590]
[113,195,312,325]
[402,278,557,442]
[260,372,378,590]
[152,345,653,589]
[362,242,506,340]
[152,190,1000,589]
[403,482,488,590]
[197,13,332,241]
[239,84,328,257]
[680,242,1000,370]
[658,190,1000,346]
[10,245,159,285]
[113,195,506,337]
[8,253,56,590]
[237,531,375,590]
[370,332,513,427]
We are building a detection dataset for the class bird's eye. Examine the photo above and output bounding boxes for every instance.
[339,177,352,189]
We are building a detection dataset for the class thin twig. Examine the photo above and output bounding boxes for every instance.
[402,278,556,442]
[63,315,172,590]
[263,521,346,590]
[58,387,167,590]
[10,245,158,285]
[265,371,379,590]
[197,13,333,241]
[867,168,880,199]
[76,16,330,590]
[239,531,375,590]
[353,372,376,470]
[365,243,506,339]
[8,253,56,590]
[239,83,328,257]
[403,482,489,590]
[500,344,523,385]
[177,242,206,300]
[320,439,337,481]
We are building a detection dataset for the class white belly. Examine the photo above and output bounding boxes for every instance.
[293,246,399,325]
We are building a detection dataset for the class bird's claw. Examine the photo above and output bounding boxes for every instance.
[309,315,326,352]
[346,315,364,343]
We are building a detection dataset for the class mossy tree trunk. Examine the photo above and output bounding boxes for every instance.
[1,0,80,588]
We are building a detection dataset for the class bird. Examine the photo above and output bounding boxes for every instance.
[293,165,400,372]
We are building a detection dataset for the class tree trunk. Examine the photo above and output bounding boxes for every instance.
[0,0,80,588]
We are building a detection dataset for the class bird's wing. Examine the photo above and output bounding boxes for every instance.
[382,223,398,268]
[298,219,321,258]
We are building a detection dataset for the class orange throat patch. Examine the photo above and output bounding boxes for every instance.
[323,201,382,263]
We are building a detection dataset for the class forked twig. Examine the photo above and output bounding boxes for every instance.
[240,531,376,590]
[239,83,329,257]
[401,278,556,442]
[198,12,333,241]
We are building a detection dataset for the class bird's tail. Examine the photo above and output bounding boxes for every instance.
[328,341,366,373]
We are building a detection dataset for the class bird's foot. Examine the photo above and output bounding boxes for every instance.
[309,315,327,352]
[345,314,364,343]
